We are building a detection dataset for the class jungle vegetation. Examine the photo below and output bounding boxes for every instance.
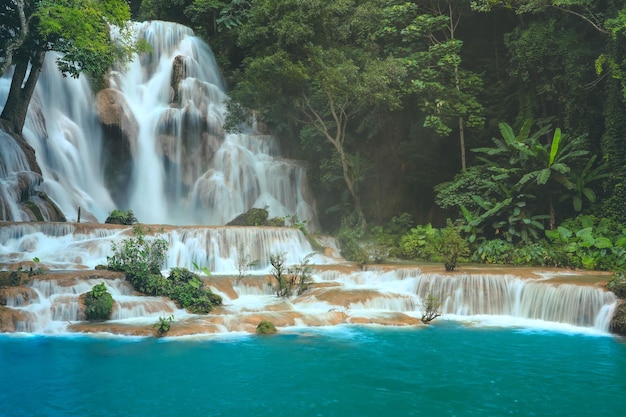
[2,0,626,273]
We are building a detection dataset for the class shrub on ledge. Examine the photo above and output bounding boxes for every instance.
[84,282,113,321]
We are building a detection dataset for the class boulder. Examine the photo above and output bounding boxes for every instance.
[610,301,626,336]
[95,89,138,207]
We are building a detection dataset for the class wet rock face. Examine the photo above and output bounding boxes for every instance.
[95,88,138,207]
[0,287,38,307]
[610,302,626,336]
[0,308,35,332]
[1,122,66,222]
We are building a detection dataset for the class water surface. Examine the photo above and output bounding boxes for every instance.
[1,323,624,417]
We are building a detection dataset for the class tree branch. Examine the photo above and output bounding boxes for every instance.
[550,5,609,35]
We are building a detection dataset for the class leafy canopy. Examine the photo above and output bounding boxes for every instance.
[31,0,133,78]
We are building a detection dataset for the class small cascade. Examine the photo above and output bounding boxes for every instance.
[0,223,328,272]
[411,272,617,328]
[3,277,181,333]
[296,269,617,332]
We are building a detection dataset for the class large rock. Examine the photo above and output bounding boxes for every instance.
[95,89,138,207]
[95,88,139,146]
[610,301,626,336]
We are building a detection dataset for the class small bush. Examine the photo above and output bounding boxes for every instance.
[256,320,277,335]
[84,282,113,321]
[268,253,314,297]
[107,224,168,277]
[154,315,174,337]
[167,268,222,313]
[420,294,442,324]
[436,220,468,271]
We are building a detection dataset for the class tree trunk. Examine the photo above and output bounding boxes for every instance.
[0,50,46,134]
[458,115,466,171]
[549,194,556,230]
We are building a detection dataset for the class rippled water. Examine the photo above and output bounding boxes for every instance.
[1,323,625,417]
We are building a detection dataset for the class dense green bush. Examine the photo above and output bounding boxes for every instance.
[105,209,138,225]
[107,226,222,313]
[227,208,269,226]
[167,268,222,313]
[108,224,168,277]
[545,215,626,270]
[398,221,468,271]
[399,224,440,261]
[84,282,113,321]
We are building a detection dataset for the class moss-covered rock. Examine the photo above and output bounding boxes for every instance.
[256,320,277,335]
[0,270,28,287]
[227,208,270,226]
[609,281,626,299]
[105,209,137,225]
[610,301,626,336]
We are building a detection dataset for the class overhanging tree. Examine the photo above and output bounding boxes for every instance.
[0,0,134,135]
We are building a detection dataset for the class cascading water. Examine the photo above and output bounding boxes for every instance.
[0,21,318,226]
[0,223,619,335]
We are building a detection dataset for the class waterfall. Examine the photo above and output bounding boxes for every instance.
[0,21,318,226]
[0,21,619,337]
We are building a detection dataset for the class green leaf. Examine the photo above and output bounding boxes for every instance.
[594,237,613,249]
[549,128,561,166]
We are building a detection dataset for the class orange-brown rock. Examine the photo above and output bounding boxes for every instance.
[0,286,38,306]
[0,307,36,332]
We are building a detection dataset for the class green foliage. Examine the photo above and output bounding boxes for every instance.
[452,120,604,241]
[236,244,258,284]
[167,268,223,313]
[227,207,269,226]
[105,209,138,225]
[437,220,468,272]
[192,261,211,277]
[34,0,135,79]
[84,282,114,321]
[399,220,468,271]
[268,253,314,298]
[154,315,174,337]
[107,225,168,278]
[223,98,254,133]
[256,320,277,335]
[107,227,221,313]
[544,215,626,270]
[399,224,440,261]
[420,294,442,324]
[336,227,369,268]
[232,0,406,217]
[607,270,626,298]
